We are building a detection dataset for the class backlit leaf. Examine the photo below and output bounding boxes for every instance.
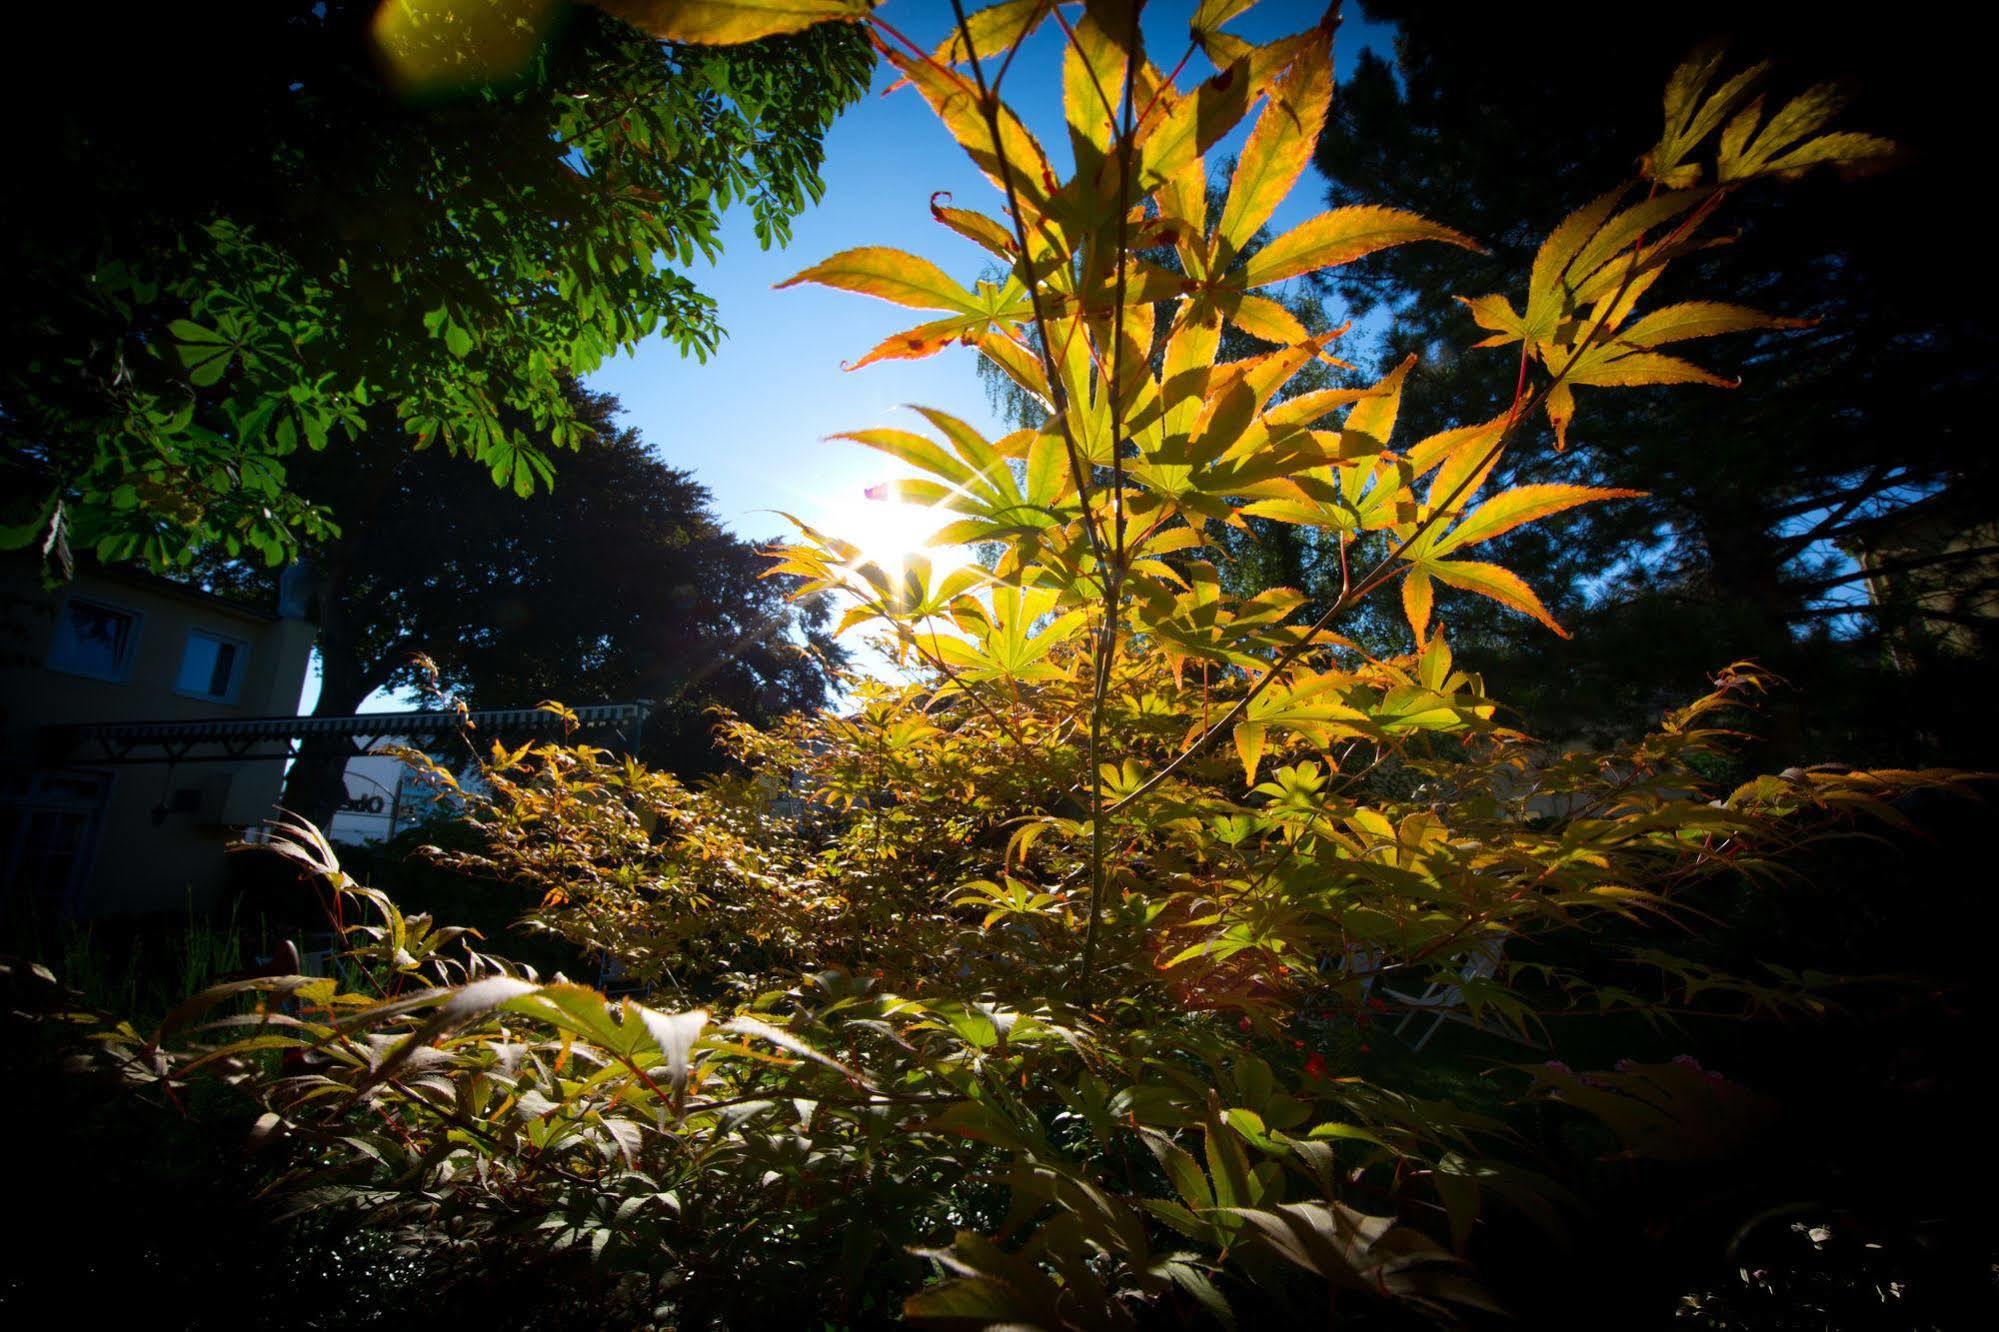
[1242,206,1482,289]
[595,0,871,44]
[1218,27,1332,254]
[1426,559,1568,637]
[778,247,983,313]
[1433,484,1643,555]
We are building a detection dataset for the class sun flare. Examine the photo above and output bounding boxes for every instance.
[820,482,971,582]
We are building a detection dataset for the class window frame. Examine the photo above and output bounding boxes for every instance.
[45,596,144,684]
[173,627,251,705]
[0,768,112,916]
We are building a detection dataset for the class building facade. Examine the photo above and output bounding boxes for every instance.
[0,559,315,918]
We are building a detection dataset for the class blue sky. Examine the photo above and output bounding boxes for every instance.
[587,1,1396,545]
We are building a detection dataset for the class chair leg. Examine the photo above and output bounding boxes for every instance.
[1391,985,1445,1042]
[1409,1012,1447,1052]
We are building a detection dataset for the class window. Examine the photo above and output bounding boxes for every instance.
[175,630,248,703]
[1,771,110,916]
[46,598,140,682]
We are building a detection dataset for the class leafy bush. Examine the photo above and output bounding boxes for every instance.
[29,4,1987,1326]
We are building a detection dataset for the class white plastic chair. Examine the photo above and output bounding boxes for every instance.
[1316,941,1384,997]
[1383,939,1505,1051]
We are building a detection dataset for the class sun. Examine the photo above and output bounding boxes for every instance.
[818,481,971,582]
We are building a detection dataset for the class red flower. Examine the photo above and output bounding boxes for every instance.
[1304,1052,1327,1078]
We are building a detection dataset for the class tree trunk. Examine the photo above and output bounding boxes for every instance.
[1690,487,1810,760]
[279,560,380,835]
[273,438,417,835]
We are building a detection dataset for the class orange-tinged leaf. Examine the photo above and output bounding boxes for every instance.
[1155,152,1213,281]
[1398,416,1506,493]
[1544,348,1732,449]
[595,0,870,44]
[1190,0,1255,35]
[887,48,1061,220]
[929,195,1018,260]
[1160,306,1222,444]
[1402,568,1434,643]
[1238,494,1331,527]
[1215,292,1312,346]
[1559,192,1701,309]
[931,0,1054,68]
[778,247,981,313]
[1201,30,1253,66]
[1526,187,1626,330]
[1544,380,1576,451]
[1457,293,1529,345]
[1062,6,1128,170]
[1566,350,1734,389]
[834,428,970,486]
[1617,301,1809,348]
[1646,44,1770,185]
[1242,206,1483,289]
[1136,32,1311,196]
[847,317,982,369]
[1234,721,1267,785]
[1435,485,1643,555]
[1218,27,1332,253]
[974,330,1051,406]
[1263,384,1389,430]
[1338,354,1413,457]
[1193,330,1346,464]
[1577,257,1669,334]
[1421,420,1509,524]
[1427,559,1568,637]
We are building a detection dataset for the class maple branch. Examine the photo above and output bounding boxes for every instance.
[948,0,1110,573]
[1108,184,1724,815]
[1792,543,1999,596]
[1078,0,1146,1009]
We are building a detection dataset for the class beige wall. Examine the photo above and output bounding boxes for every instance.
[1,560,315,917]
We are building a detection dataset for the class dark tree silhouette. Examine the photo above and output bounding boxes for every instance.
[199,386,843,831]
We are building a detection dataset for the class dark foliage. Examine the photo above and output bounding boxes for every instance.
[0,0,869,571]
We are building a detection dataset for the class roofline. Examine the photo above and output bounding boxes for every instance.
[66,702,651,743]
[47,702,653,766]
[82,562,281,624]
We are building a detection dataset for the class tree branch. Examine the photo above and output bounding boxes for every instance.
[1792,543,1999,597]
